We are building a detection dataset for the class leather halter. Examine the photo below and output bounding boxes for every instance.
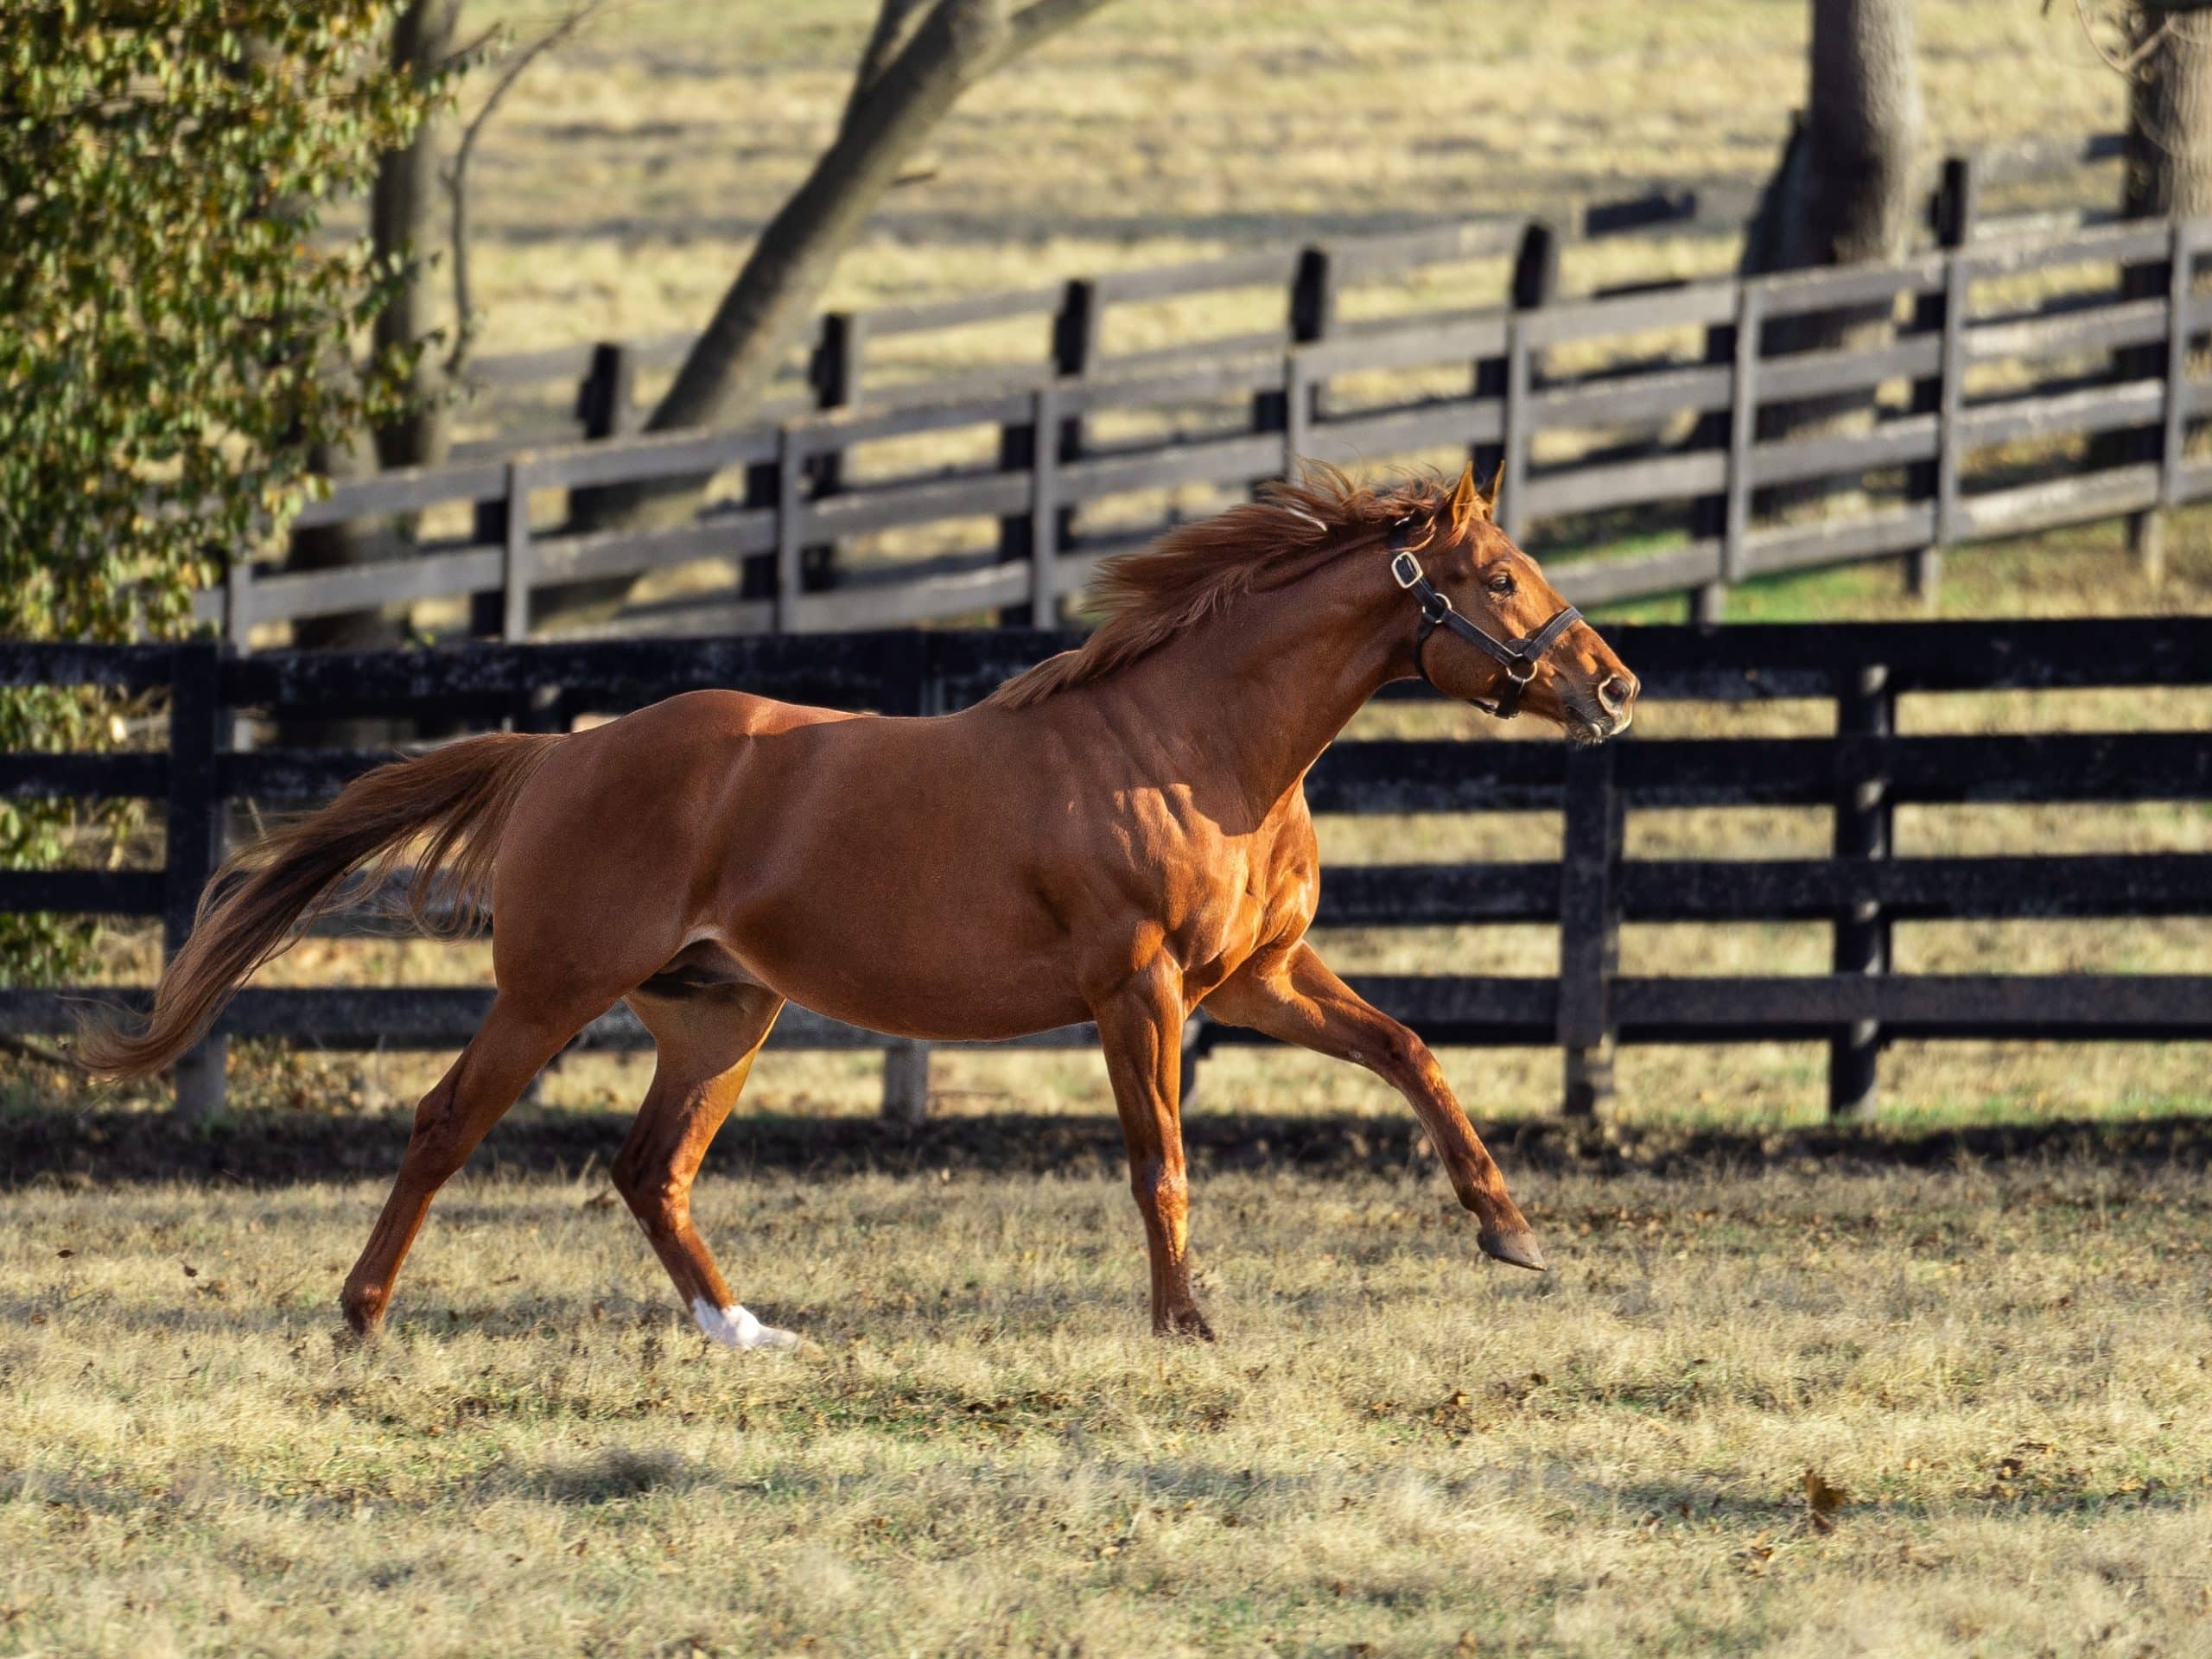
[1388,520,1583,720]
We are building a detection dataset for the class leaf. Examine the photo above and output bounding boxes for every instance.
[1804,1468,1849,1530]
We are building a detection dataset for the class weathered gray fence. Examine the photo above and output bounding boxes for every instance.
[201,207,2209,648]
[450,132,2128,454]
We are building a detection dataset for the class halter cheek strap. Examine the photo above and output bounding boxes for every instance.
[1388,523,1582,720]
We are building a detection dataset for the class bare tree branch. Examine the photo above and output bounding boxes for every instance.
[551,0,1117,607]
[2075,0,2172,75]
[1002,0,1116,61]
[441,20,506,74]
[640,0,1011,439]
[443,0,614,379]
[841,0,941,137]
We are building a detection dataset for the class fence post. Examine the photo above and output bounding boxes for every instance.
[881,1039,931,1125]
[996,287,1090,625]
[499,460,534,643]
[2110,193,2172,573]
[1829,664,1892,1122]
[1478,221,1557,484]
[1930,152,1981,251]
[1258,248,1335,474]
[1048,278,1098,561]
[165,642,226,1122]
[468,466,519,639]
[1904,158,1978,605]
[1690,274,1746,625]
[1557,741,1622,1118]
[1934,251,1968,563]
[995,397,1041,626]
[223,555,255,653]
[1497,311,1533,544]
[773,424,806,632]
[2144,217,2195,588]
[1722,282,1763,590]
[879,639,943,1122]
[1029,385,1063,623]
[575,342,638,441]
[1282,353,1312,477]
[804,314,862,592]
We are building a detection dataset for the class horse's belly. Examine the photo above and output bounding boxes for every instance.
[715,838,1090,1041]
[734,932,1091,1042]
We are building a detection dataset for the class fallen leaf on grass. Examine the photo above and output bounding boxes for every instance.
[1804,1469,1849,1531]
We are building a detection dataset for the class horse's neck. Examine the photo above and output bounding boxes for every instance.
[1106,555,1403,810]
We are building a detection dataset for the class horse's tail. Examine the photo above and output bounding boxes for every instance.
[77,732,562,1081]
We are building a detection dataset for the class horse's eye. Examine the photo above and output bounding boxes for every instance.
[1487,574,1516,596]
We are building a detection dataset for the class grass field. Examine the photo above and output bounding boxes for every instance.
[3,1144,2209,1657]
[454,0,2133,359]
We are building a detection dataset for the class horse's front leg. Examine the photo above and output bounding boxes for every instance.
[1089,959,1213,1339]
[1206,941,1546,1271]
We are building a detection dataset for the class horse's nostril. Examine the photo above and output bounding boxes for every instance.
[1598,675,1633,714]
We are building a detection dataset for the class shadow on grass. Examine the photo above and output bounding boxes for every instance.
[1607,1472,2202,1527]
[6,1108,2212,1191]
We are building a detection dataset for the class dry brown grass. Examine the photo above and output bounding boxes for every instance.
[3,1154,2208,1656]
[454,0,2130,366]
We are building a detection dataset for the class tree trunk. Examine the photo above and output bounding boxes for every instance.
[549,0,1112,627]
[289,0,457,661]
[292,0,456,703]
[371,0,462,474]
[2114,6,2212,573]
[2124,6,2212,217]
[1775,0,1923,273]
[1748,0,1924,509]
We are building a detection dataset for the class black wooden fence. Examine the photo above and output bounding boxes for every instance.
[201,205,2212,650]
[6,620,2209,1122]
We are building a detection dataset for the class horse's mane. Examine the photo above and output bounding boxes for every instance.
[982,465,1454,712]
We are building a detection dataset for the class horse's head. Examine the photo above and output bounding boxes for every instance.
[1398,465,1637,741]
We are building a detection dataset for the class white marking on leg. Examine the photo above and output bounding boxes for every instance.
[691,1295,798,1351]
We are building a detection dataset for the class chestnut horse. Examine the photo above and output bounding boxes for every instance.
[84,464,1637,1346]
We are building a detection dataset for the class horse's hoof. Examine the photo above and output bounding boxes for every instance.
[1478,1229,1548,1272]
[694,1300,804,1353]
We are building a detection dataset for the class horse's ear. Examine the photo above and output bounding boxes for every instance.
[1484,460,1503,519]
[1449,461,1483,533]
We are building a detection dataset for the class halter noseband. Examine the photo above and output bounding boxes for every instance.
[1388,520,1582,720]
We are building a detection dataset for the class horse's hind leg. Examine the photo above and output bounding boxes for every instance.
[613,982,794,1351]
[342,991,598,1338]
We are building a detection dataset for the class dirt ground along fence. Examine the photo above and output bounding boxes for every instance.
[5,619,2209,1123]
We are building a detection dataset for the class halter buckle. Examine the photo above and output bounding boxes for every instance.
[1505,658,1537,683]
[1389,550,1423,589]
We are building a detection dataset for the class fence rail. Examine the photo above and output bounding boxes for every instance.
[448,130,2129,455]
[206,200,2211,650]
[6,620,2209,1122]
